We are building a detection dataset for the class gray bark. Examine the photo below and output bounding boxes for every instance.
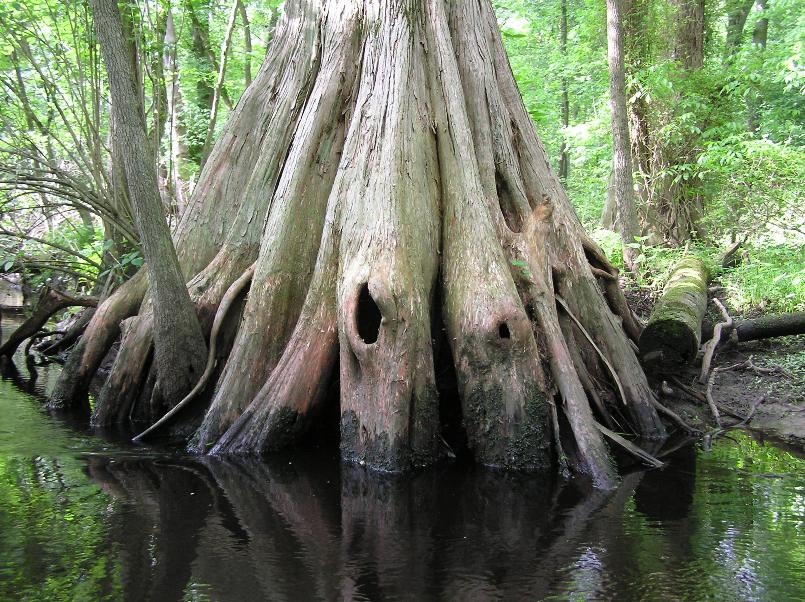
[725,0,756,58]
[60,0,670,487]
[606,0,640,270]
[747,0,768,133]
[672,0,706,69]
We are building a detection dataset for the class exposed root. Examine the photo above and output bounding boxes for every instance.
[24,330,67,357]
[704,367,725,428]
[649,395,700,434]
[93,313,154,425]
[133,263,256,442]
[209,241,339,454]
[49,269,147,410]
[39,307,95,356]
[559,314,617,430]
[594,422,665,469]
[531,281,618,489]
[0,287,97,358]
[548,398,571,478]
[556,294,628,407]
[699,298,732,384]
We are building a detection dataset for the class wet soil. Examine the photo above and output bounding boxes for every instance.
[628,285,805,448]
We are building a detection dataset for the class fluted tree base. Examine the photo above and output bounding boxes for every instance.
[53,0,666,488]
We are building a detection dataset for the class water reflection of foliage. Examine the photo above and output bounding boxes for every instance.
[617,433,804,601]
[0,455,121,600]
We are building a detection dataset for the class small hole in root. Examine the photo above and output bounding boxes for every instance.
[498,322,511,339]
[356,283,381,344]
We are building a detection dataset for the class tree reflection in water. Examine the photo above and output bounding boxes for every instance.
[1,384,803,602]
[76,448,687,601]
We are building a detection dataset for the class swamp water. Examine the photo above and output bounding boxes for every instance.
[0,320,803,601]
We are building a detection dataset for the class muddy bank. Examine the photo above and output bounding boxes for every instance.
[630,287,805,448]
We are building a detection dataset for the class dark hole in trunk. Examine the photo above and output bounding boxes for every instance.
[498,322,511,339]
[432,296,469,460]
[551,267,564,296]
[298,370,342,452]
[356,284,381,344]
[495,170,523,233]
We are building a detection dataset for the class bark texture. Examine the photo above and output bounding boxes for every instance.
[606,0,640,270]
[57,0,669,486]
[718,311,805,343]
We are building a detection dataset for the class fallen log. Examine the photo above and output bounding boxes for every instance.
[0,287,97,359]
[721,240,743,269]
[639,257,709,372]
[722,311,805,343]
[699,310,805,354]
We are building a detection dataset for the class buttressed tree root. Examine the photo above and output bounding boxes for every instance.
[54,0,667,488]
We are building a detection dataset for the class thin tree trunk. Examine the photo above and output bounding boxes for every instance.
[200,0,240,167]
[558,0,569,182]
[725,0,756,59]
[164,11,189,213]
[747,0,768,133]
[90,0,207,408]
[238,0,252,87]
[606,0,640,270]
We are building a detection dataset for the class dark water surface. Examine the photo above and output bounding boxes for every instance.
[0,323,803,601]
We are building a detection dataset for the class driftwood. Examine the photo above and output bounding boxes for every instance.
[0,287,97,359]
[699,298,733,383]
[639,257,709,372]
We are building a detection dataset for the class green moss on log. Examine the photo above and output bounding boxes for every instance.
[639,257,709,372]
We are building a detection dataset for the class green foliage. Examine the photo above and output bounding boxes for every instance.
[722,243,805,313]
[699,136,805,239]
[494,0,803,316]
[593,226,805,313]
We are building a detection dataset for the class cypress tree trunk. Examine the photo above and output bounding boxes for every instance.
[57,0,668,487]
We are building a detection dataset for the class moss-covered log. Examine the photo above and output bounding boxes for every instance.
[639,257,708,371]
